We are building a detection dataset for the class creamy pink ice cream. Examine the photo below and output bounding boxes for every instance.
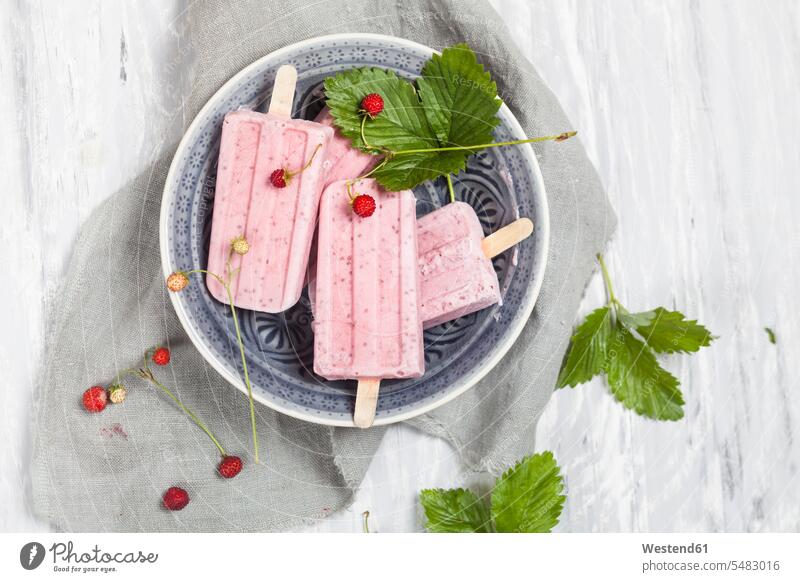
[314,107,378,186]
[207,110,333,313]
[313,178,424,380]
[417,201,502,329]
[309,200,504,330]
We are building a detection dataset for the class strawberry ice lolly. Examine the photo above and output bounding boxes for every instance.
[417,202,499,328]
[315,107,377,186]
[300,108,376,294]
[308,200,532,329]
[418,202,533,329]
[207,65,333,312]
[313,178,423,427]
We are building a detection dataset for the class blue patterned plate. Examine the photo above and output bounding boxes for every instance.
[160,34,548,426]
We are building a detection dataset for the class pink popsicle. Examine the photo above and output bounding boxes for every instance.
[313,178,424,382]
[418,202,534,329]
[314,107,378,186]
[417,202,502,329]
[309,200,531,330]
[207,65,333,313]
[300,108,376,295]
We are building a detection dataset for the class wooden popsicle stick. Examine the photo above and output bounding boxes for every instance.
[267,64,298,117]
[480,217,534,259]
[354,378,381,428]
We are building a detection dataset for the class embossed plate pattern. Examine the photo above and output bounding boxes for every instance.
[160,34,549,426]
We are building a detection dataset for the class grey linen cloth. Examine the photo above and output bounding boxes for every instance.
[31,0,615,531]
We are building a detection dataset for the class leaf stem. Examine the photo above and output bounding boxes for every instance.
[445,174,455,203]
[390,131,577,156]
[115,367,140,385]
[186,268,260,463]
[362,511,370,533]
[597,253,619,307]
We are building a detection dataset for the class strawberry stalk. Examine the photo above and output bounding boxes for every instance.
[271,144,323,187]
[286,143,322,180]
[182,266,260,464]
[359,106,574,158]
[140,366,227,457]
[353,114,574,201]
[115,351,227,457]
[387,131,577,156]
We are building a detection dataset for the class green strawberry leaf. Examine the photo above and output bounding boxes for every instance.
[324,67,439,152]
[603,325,685,420]
[370,150,468,191]
[324,44,505,191]
[618,310,656,328]
[557,306,613,388]
[558,256,714,422]
[420,488,492,533]
[627,307,714,354]
[417,43,502,148]
[491,452,566,533]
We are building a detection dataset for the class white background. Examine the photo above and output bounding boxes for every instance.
[1,1,798,532]
[1,533,798,581]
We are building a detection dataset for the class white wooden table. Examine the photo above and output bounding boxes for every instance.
[2,1,798,532]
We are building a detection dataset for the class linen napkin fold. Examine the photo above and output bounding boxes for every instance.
[31,0,615,531]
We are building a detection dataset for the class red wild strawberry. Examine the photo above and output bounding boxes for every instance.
[162,486,190,511]
[270,168,287,188]
[269,144,323,189]
[352,194,376,218]
[82,386,108,413]
[218,455,243,479]
[152,347,171,366]
[361,93,384,118]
